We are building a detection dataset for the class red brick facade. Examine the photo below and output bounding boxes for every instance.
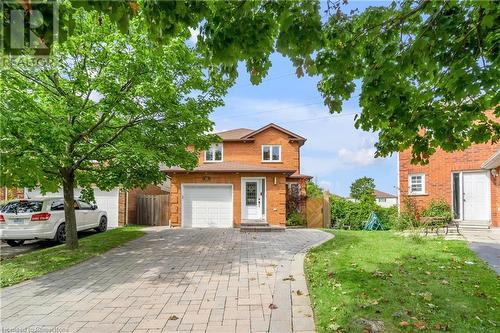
[169,173,287,227]
[399,143,500,228]
[0,187,24,202]
[166,125,308,228]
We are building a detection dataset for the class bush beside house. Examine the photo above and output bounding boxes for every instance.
[331,194,454,231]
[331,195,398,230]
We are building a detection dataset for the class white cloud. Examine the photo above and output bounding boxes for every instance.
[338,147,377,166]
[318,180,333,191]
[212,97,391,188]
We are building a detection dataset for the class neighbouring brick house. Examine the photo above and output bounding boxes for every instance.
[399,143,500,228]
[163,123,311,229]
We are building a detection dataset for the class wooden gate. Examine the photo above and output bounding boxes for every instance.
[136,194,169,226]
[306,191,331,228]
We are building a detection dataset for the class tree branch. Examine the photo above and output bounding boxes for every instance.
[72,115,141,171]
[10,67,60,96]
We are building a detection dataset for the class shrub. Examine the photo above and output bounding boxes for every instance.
[393,194,419,231]
[331,196,397,230]
[421,199,453,220]
[306,181,323,198]
[286,211,306,226]
[374,205,398,229]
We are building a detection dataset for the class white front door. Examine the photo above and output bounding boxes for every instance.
[463,171,490,222]
[242,179,264,220]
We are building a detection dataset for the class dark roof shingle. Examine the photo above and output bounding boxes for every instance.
[374,189,397,198]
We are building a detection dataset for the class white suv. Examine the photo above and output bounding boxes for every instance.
[0,198,108,247]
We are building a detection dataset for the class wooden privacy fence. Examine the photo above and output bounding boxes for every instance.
[136,194,169,226]
[306,191,331,228]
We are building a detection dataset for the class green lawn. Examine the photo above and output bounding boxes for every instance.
[305,230,499,332]
[1,226,144,288]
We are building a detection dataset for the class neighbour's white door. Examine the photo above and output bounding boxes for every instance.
[463,171,490,222]
[182,185,233,228]
[242,179,263,220]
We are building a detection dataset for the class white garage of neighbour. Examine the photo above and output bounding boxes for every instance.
[25,187,120,228]
[181,184,233,228]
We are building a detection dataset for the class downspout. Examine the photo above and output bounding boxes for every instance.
[397,152,400,214]
[125,190,129,226]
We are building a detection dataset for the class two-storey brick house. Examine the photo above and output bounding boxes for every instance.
[163,123,311,228]
[399,143,500,229]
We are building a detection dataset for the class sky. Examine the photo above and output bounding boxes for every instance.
[207,1,398,198]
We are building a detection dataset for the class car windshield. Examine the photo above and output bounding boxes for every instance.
[2,201,43,213]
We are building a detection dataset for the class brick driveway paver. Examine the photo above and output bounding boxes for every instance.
[1,228,332,333]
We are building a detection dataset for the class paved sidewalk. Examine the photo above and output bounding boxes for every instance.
[0,228,332,333]
[461,229,500,275]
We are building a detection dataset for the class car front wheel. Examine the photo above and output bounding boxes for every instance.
[96,216,107,233]
[6,240,25,247]
[55,223,66,244]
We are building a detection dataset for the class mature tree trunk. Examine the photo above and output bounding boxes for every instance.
[62,170,79,249]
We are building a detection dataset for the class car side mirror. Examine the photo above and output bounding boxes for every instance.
[91,204,98,210]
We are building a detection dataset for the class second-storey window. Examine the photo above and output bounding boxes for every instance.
[262,145,281,161]
[408,173,425,195]
[205,143,223,162]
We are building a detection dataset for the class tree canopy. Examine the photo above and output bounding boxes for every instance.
[317,0,499,163]
[2,0,498,161]
[350,177,375,201]
[0,8,231,248]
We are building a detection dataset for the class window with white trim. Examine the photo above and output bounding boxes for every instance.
[205,143,223,162]
[408,173,425,194]
[262,145,281,162]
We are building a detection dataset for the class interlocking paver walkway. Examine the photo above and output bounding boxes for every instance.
[1,228,332,333]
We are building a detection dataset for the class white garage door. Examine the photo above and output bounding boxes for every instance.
[26,187,120,228]
[182,185,233,228]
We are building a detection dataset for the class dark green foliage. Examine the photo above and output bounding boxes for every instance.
[2,1,497,161]
[1,0,323,84]
[79,187,96,204]
[306,181,323,199]
[349,177,375,200]
[422,199,453,221]
[286,211,306,227]
[330,196,398,230]
[374,205,399,230]
[317,0,500,163]
[0,9,231,248]
[305,231,500,332]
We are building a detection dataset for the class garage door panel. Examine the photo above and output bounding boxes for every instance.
[182,185,233,228]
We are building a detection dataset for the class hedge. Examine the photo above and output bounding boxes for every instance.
[330,196,398,230]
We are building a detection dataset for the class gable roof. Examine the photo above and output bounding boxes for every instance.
[215,123,306,145]
[216,128,254,141]
[374,189,397,198]
[241,123,306,142]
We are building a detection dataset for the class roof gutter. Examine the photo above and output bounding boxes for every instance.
[481,150,500,169]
